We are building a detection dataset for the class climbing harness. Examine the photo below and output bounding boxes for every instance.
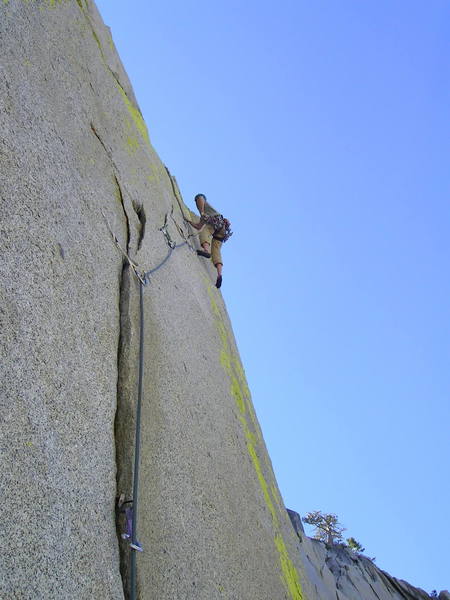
[200,213,233,242]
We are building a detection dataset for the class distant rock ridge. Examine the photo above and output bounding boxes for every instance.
[0,1,440,599]
[287,509,434,600]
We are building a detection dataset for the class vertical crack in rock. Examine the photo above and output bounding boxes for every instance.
[132,201,146,251]
[111,173,138,599]
[165,165,183,211]
[369,582,383,600]
[89,123,135,593]
[114,175,130,254]
[90,122,110,156]
[89,124,134,257]
[377,570,419,600]
[75,0,88,13]
[355,557,379,590]
[347,571,361,592]
[114,259,133,599]
[110,178,143,600]
[86,121,137,595]
[164,165,192,225]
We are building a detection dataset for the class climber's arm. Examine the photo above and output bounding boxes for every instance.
[185,218,204,231]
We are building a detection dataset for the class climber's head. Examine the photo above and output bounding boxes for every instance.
[195,193,206,202]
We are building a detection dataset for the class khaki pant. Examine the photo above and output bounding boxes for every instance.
[190,210,223,265]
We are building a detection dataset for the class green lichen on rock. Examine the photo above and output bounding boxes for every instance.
[275,534,304,600]
[107,30,114,50]
[125,119,140,154]
[74,0,151,153]
[115,80,151,147]
[90,24,103,53]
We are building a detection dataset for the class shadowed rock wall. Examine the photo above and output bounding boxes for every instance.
[0,2,436,600]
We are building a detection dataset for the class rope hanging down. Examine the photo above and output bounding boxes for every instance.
[129,279,144,600]
[105,208,189,600]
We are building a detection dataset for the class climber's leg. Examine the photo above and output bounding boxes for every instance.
[211,239,223,288]
[215,263,223,289]
[199,225,213,248]
[197,244,211,258]
[196,224,214,258]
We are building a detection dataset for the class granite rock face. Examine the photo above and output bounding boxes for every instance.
[290,525,433,600]
[1,2,304,599]
[0,2,438,600]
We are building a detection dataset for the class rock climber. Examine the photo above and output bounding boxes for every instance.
[186,193,232,289]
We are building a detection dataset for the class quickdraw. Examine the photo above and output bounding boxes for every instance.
[159,212,176,249]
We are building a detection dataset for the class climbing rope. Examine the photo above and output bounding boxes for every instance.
[105,207,191,600]
[129,278,144,600]
[144,240,187,280]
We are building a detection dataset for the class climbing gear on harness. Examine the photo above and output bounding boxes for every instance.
[200,213,233,242]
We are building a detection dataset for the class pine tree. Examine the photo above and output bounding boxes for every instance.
[302,511,346,545]
[346,537,365,553]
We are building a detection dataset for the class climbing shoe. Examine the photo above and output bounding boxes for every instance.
[197,250,211,259]
[215,275,222,289]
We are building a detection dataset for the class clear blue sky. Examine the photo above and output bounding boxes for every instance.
[96,1,449,593]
